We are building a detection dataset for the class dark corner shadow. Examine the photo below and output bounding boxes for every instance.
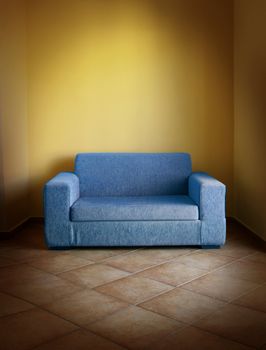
[27,155,75,239]
[31,154,75,201]
[49,155,76,177]
[9,156,76,249]
[40,155,76,189]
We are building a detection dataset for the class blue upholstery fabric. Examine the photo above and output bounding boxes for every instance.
[44,154,226,248]
[44,172,79,247]
[75,153,192,196]
[70,195,199,222]
[189,172,226,245]
[72,220,201,246]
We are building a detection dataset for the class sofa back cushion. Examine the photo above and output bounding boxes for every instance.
[75,153,192,196]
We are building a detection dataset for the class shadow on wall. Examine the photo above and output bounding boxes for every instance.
[251,56,266,118]
[0,118,29,231]
[49,156,75,175]
[0,131,7,231]
[234,51,266,233]
[30,156,74,217]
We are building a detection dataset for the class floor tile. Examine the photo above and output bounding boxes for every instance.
[232,284,266,312]
[0,246,62,262]
[136,261,206,286]
[210,239,261,258]
[0,241,19,249]
[3,274,82,305]
[0,264,52,290]
[195,304,266,348]
[13,225,46,249]
[43,289,128,325]
[1,221,265,350]
[149,326,253,350]
[34,329,126,350]
[28,254,93,274]
[96,276,172,304]
[214,260,266,284]
[243,252,266,264]
[0,256,17,267]
[226,221,246,241]
[0,292,34,317]
[182,273,259,302]
[87,305,183,350]
[174,251,234,271]
[0,308,77,350]
[139,288,225,323]
[105,248,193,273]
[67,248,134,262]
[59,263,129,288]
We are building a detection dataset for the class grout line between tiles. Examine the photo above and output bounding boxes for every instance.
[93,251,199,283]
[191,323,259,349]
[17,248,263,310]
[132,251,266,306]
[50,250,197,289]
[26,261,95,276]
[100,247,197,263]
[228,281,266,310]
[35,306,132,350]
[0,242,264,348]
[19,248,145,276]
[29,329,80,350]
[86,257,241,307]
[0,265,230,350]
[0,246,143,272]
[65,247,145,263]
[0,293,131,350]
[136,298,259,350]
[29,325,130,350]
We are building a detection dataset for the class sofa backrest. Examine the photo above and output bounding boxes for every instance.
[75,153,192,197]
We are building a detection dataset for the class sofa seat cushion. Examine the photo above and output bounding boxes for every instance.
[70,195,199,222]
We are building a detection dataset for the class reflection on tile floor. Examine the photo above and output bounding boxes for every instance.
[0,220,265,350]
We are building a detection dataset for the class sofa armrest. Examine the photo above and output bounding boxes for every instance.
[189,172,226,220]
[44,172,79,248]
[189,172,226,246]
[44,172,80,222]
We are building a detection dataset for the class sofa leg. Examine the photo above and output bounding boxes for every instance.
[201,245,220,249]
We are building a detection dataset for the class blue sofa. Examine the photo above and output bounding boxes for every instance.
[44,153,226,248]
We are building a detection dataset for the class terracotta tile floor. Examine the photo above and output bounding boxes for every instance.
[0,220,265,350]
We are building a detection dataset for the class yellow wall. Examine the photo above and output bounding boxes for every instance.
[0,0,29,231]
[234,0,266,240]
[27,0,234,216]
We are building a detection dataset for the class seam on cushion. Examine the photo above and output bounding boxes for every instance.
[200,219,203,244]
[70,219,200,223]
